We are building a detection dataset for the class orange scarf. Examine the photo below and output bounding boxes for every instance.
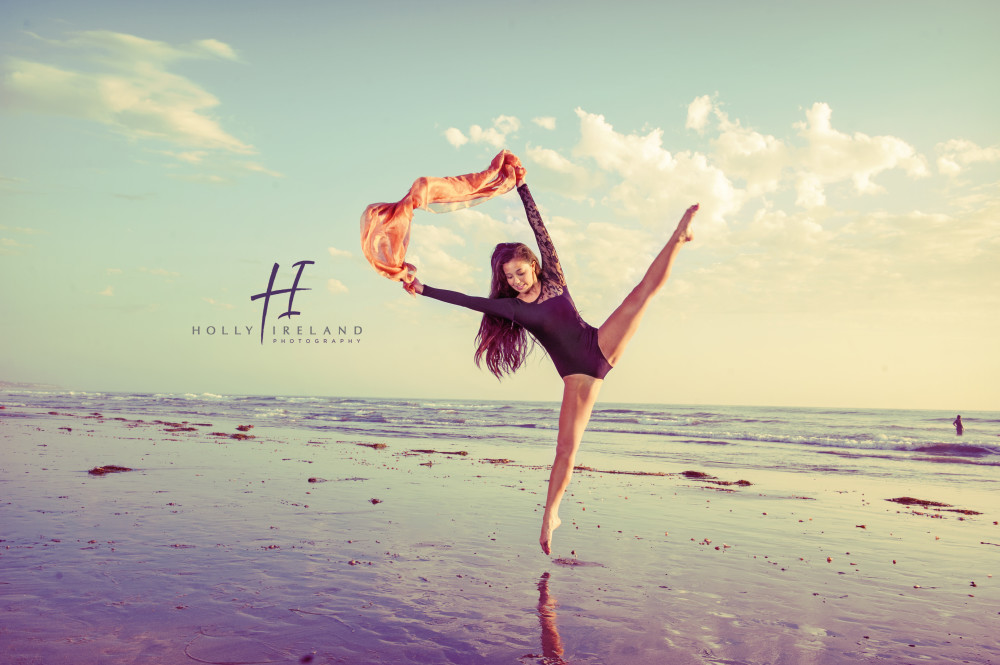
[360,150,525,286]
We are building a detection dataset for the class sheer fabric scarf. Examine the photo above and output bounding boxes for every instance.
[360,150,525,288]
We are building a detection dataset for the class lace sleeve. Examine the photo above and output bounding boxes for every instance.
[517,184,566,289]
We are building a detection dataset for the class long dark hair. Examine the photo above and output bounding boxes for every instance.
[474,242,541,379]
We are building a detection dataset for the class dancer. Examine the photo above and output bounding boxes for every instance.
[406,175,698,554]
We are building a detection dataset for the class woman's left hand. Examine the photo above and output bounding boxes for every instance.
[404,277,423,295]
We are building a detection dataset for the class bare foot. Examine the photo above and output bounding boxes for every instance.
[540,513,562,555]
[674,204,699,243]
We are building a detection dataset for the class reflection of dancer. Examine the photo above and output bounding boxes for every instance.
[536,572,567,664]
[409,176,697,554]
[953,415,964,436]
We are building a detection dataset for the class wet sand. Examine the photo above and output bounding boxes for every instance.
[1,407,997,664]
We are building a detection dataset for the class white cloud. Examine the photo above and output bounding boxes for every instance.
[0,234,35,254]
[444,115,521,149]
[524,146,600,202]
[194,38,239,61]
[936,139,1000,176]
[411,223,466,248]
[106,267,122,275]
[527,147,583,174]
[408,222,478,286]
[434,101,997,333]
[468,125,505,147]
[243,162,284,178]
[328,246,352,259]
[493,115,520,135]
[0,234,26,250]
[2,30,272,179]
[793,102,928,204]
[710,108,789,197]
[444,127,468,148]
[795,173,826,208]
[686,97,929,209]
[571,221,651,301]
[326,279,349,295]
[98,286,114,296]
[533,116,556,130]
[170,151,207,164]
[450,207,524,245]
[572,107,738,229]
[686,95,713,132]
[740,205,827,249]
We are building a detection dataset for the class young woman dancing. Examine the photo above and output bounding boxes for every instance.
[406,176,698,555]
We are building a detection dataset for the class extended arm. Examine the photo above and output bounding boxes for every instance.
[517,184,566,288]
[420,283,518,322]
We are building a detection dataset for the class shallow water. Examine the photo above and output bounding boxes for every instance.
[1,393,998,664]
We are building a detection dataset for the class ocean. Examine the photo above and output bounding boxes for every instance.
[3,389,997,499]
[2,388,998,664]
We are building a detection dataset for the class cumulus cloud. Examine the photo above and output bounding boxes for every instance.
[524,146,601,202]
[793,103,928,204]
[98,286,114,296]
[526,147,584,175]
[407,222,479,285]
[493,115,520,134]
[709,108,789,197]
[426,100,995,321]
[444,127,468,148]
[468,125,507,147]
[794,174,826,208]
[328,246,352,259]
[412,223,465,248]
[449,207,523,244]
[686,95,713,132]
[683,97,931,210]
[572,107,739,228]
[444,115,521,149]
[2,30,274,179]
[936,139,1000,176]
[533,116,556,130]
[326,279,348,295]
[740,205,827,249]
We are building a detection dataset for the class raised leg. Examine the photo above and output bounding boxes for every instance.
[597,204,698,366]
[540,374,603,555]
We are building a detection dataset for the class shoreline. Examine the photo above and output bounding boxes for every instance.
[1,405,997,664]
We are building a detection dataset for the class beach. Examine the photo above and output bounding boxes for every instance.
[1,393,998,664]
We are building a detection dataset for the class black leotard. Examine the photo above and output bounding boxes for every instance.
[421,184,613,380]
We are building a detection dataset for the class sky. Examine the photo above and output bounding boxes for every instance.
[1,0,998,410]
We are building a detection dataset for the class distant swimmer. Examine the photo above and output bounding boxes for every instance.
[953,415,963,436]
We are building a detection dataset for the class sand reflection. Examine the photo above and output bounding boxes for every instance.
[535,572,568,664]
